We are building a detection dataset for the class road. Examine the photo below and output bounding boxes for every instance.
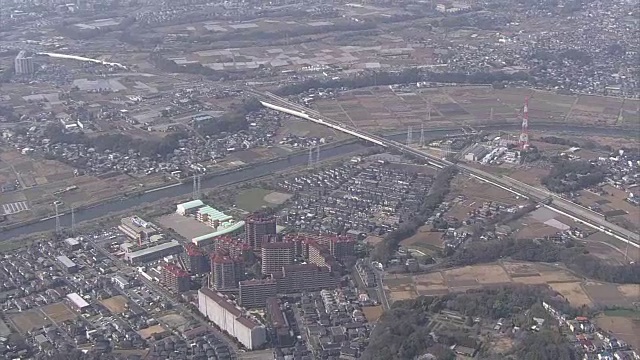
[255,91,640,249]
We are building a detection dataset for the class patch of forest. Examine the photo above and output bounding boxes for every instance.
[362,285,581,360]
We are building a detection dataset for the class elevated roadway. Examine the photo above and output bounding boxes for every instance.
[255,91,639,249]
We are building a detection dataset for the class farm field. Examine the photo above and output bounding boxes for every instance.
[312,87,640,132]
[383,261,636,309]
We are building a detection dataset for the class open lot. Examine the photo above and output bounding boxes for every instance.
[596,314,640,350]
[361,305,384,323]
[576,186,640,233]
[138,324,167,340]
[158,212,217,240]
[10,309,52,333]
[234,188,292,212]
[100,295,129,314]
[42,302,77,323]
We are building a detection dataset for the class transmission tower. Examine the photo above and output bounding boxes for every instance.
[192,175,198,199]
[71,206,76,234]
[419,122,425,148]
[54,203,61,235]
[519,97,530,150]
[308,146,314,168]
[197,175,201,199]
[316,144,320,164]
[406,126,413,146]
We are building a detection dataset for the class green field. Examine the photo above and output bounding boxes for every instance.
[234,188,273,212]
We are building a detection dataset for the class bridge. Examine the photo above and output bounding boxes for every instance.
[254,90,640,250]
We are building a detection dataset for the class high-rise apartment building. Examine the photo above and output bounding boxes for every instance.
[210,251,244,290]
[261,242,295,275]
[184,243,209,275]
[14,50,34,75]
[244,215,276,250]
[238,279,278,308]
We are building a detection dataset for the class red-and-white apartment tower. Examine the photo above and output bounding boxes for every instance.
[519,97,530,150]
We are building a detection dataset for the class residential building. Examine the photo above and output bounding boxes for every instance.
[66,292,90,312]
[244,214,277,249]
[211,251,244,290]
[329,237,356,260]
[198,288,267,350]
[161,263,190,293]
[239,279,278,308]
[261,242,295,275]
[14,50,35,75]
[308,242,340,272]
[266,297,294,347]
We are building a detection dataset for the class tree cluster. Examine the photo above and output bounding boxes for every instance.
[43,125,188,159]
[538,136,580,148]
[195,98,260,137]
[446,238,640,284]
[372,166,457,263]
[362,285,578,360]
[541,160,605,193]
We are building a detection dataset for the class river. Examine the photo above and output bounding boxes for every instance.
[0,124,635,241]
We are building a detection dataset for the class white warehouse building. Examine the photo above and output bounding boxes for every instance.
[198,288,266,350]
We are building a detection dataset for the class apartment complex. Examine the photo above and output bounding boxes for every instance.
[276,264,339,294]
[161,263,190,293]
[260,242,295,275]
[238,279,278,308]
[244,215,277,249]
[210,251,244,290]
[198,288,267,350]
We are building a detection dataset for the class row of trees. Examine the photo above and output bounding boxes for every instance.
[541,159,605,193]
[275,68,532,96]
[362,285,579,360]
[446,237,640,284]
[372,166,457,263]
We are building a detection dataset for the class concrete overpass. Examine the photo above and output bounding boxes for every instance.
[256,91,640,249]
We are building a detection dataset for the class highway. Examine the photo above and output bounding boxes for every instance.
[255,91,640,249]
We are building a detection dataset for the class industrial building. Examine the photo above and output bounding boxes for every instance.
[56,255,78,273]
[64,237,81,251]
[464,145,489,162]
[238,279,278,308]
[198,288,267,350]
[124,240,183,264]
[14,50,35,75]
[210,251,244,290]
[66,292,90,312]
[161,263,191,293]
[260,242,294,275]
[118,216,160,244]
[244,215,277,249]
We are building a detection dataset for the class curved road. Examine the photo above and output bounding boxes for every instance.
[1,123,636,242]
